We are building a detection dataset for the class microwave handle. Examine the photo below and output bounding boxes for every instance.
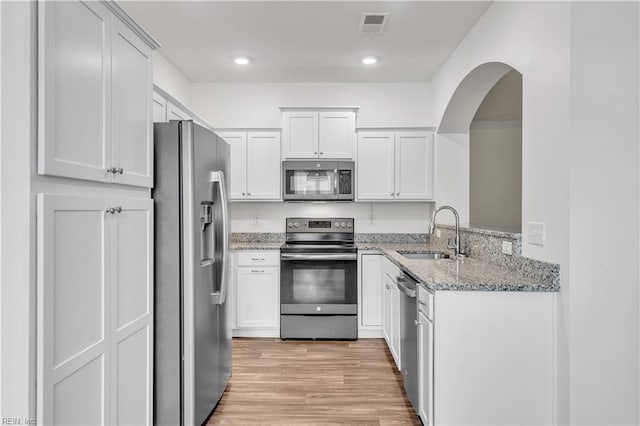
[334,169,338,195]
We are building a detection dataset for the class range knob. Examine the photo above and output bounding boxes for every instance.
[334,222,340,228]
[294,222,299,228]
[347,223,352,228]
[341,222,346,228]
[287,223,293,228]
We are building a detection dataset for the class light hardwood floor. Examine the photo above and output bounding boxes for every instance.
[208,338,421,425]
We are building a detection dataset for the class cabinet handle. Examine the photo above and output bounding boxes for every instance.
[105,207,116,214]
[396,192,400,196]
[320,152,324,155]
[116,168,124,174]
[390,192,394,197]
[385,284,391,290]
[314,152,318,155]
[242,192,245,196]
[251,269,265,273]
[115,206,122,213]
[415,319,420,326]
[247,193,251,196]
[106,167,116,174]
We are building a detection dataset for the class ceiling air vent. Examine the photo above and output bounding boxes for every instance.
[359,13,389,34]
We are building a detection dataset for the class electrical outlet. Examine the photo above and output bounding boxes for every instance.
[502,241,513,255]
[435,229,442,238]
[253,215,260,227]
[527,222,545,246]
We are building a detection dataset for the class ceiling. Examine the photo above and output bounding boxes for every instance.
[120,1,492,83]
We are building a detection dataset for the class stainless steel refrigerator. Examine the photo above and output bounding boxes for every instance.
[153,120,232,426]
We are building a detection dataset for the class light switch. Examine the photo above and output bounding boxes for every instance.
[502,241,513,255]
[527,222,545,246]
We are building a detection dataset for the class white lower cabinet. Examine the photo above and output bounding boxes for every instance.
[381,257,402,369]
[37,194,153,425]
[416,286,554,425]
[358,253,383,337]
[233,251,280,337]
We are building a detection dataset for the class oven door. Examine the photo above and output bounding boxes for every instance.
[280,252,357,315]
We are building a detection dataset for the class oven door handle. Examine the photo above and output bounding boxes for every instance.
[280,253,357,261]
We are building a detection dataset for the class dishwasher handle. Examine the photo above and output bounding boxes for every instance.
[396,275,417,298]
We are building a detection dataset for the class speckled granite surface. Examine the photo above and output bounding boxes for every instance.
[231,233,560,292]
[230,242,283,250]
[359,243,559,292]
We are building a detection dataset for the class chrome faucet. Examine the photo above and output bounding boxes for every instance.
[427,205,464,257]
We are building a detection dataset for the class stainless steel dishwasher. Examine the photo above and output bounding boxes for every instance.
[397,271,419,412]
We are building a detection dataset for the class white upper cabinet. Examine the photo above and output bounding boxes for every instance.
[218,132,248,200]
[357,129,434,201]
[246,132,281,200]
[218,131,281,201]
[282,111,318,159]
[152,92,167,122]
[357,132,395,200]
[166,101,192,121]
[395,131,434,200]
[39,0,112,184]
[282,110,356,159]
[111,19,153,187]
[38,0,157,188]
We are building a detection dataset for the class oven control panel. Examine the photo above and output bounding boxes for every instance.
[286,218,354,232]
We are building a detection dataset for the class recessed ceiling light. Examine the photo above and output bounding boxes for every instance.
[234,56,251,65]
[361,56,378,65]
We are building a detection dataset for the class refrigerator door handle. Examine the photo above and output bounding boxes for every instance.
[210,171,229,305]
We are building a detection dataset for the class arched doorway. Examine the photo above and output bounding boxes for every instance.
[437,62,522,233]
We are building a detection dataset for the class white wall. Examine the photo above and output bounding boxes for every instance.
[231,202,434,234]
[153,51,192,108]
[189,82,432,129]
[469,124,522,232]
[430,1,640,424]
[569,3,639,424]
[428,1,572,422]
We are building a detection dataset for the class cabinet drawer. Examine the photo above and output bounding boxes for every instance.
[236,251,280,267]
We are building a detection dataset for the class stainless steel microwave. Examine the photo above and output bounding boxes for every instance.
[282,160,355,201]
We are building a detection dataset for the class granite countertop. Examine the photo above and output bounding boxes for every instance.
[358,242,558,292]
[230,242,283,250]
[229,238,559,292]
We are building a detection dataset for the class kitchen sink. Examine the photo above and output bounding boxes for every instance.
[397,251,450,260]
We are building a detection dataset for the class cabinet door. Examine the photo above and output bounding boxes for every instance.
[418,310,434,426]
[166,101,192,121]
[282,111,318,159]
[382,275,393,349]
[37,194,111,425]
[357,132,395,200]
[111,19,153,188]
[153,92,167,123]
[38,0,112,183]
[391,281,402,369]
[246,132,281,200]
[110,198,153,425]
[218,132,247,200]
[319,111,355,159]
[236,267,279,328]
[395,131,434,200]
[360,254,382,327]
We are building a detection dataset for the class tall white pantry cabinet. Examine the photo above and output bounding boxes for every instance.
[36,1,159,424]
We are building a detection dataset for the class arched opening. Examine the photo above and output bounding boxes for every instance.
[469,70,522,232]
[437,62,522,233]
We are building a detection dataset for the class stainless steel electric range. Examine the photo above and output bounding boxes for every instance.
[280,218,357,340]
